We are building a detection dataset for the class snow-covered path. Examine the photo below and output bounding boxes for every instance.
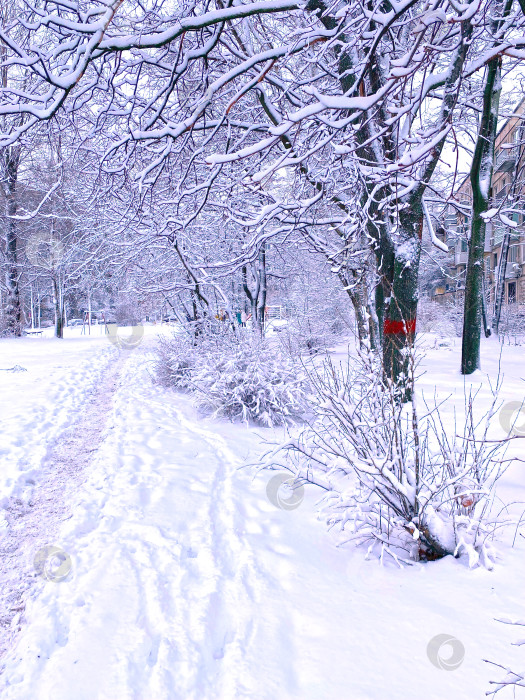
[1,342,321,700]
[1,336,525,700]
[0,336,119,658]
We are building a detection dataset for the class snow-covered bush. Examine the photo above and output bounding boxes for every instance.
[155,331,195,389]
[275,310,350,358]
[192,339,309,425]
[417,298,457,337]
[270,251,353,357]
[499,303,525,345]
[156,327,310,426]
[260,351,509,567]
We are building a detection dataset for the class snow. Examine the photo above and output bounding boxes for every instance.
[1,331,525,699]
[0,331,116,504]
[423,199,448,252]
[207,137,279,165]
[500,213,518,228]
[99,1,301,51]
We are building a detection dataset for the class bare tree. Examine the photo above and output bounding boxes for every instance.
[3,0,525,386]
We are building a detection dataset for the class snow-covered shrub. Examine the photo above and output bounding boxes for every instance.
[417,297,456,337]
[156,327,310,426]
[268,245,353,356]
[191,338,310,425]
[155,331,194,388]
[276,310,350,358]
[260,351,509,567]
[416,295,465,338]
[499,303,525,345]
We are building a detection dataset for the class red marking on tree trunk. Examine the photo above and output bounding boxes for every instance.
[383,319,416,335]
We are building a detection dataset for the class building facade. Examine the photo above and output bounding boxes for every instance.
[434,98,525,309]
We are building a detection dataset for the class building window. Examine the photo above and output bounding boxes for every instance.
[508,281,517,304]
[509,243,518,263]
[494,253,498,270]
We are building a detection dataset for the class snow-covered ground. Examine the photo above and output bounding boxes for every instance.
[0,328,116,504]
[0,330,524,699]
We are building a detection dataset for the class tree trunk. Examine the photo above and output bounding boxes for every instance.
[366,292,380,352]
[242,244,267,336]
[491,233,510,335]
[255,243,267,334]
[382,209,423,398]
[1,148,22,336]
[461,56,501,374]
[53,276,65,338]
[339,268,371,350]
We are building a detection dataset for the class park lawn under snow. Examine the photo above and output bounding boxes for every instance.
[0,329,524,700]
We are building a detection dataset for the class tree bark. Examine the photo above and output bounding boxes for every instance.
[382,208,423,398]
[1,146,22,336]
[461,57,502,374]
[242,243,267,336]
[255,243,267,333]
[306,0,471,398]
[339,268,373,350]
[53,276,65,338]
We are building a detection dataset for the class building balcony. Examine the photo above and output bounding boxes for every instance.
[484,222,493,252]
[505,262,523,279]
[495,146,517,172]
[491,225,505,247]
[454,251,468,265]
[491,226,522,249]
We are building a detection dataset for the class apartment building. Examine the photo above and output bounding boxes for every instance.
[433,97,525,308]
